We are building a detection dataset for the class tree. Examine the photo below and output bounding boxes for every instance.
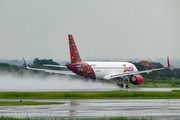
[151,62,164,68]
[33,58,59,66]
[0,63,21,73]
[133,62,147,71]
[32,58,60,70]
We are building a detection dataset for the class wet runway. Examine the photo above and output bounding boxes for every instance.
[0,99,180,119]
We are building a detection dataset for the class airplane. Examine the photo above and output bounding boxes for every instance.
[23,34,170,88]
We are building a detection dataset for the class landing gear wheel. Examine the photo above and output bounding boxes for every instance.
[125,85,129,88]
[117,83,124,88]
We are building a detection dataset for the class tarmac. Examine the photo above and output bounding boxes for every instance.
[0,99,180,119]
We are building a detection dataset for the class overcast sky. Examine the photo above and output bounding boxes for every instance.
[0,0,179,61]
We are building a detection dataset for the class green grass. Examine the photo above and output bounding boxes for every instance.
[0,101,63,106]
[104,78,180,88]
[134,78,180,88]
[0,90,179,99]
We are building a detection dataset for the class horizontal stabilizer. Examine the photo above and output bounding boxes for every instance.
[23,58,75,75]
[43,64,67,68]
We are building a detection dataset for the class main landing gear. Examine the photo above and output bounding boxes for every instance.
[117,83,124,88]
[117,78,129,88]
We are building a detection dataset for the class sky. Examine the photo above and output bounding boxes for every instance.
[0,0,180,62]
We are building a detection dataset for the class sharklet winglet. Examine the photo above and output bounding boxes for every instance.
[167,57,170,67]
[23,58,29,68]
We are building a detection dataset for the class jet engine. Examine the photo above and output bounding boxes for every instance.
[130,75,143,85]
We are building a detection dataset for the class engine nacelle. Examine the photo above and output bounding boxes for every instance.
[130,75,143,85]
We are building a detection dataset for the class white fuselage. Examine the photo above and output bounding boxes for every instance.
[86,62,138,79]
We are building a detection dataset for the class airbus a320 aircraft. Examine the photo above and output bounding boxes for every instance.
[23,34,170,88]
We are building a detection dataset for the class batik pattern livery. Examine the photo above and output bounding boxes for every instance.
[69,35,82,63]
[68,62,96,79]
[68,34,96,79]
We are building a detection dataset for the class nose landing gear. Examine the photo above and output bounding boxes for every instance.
[125,80,129,88]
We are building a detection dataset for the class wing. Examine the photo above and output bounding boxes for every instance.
[109,68,166,79]
[104,57,170,80]
[23,58,76,75]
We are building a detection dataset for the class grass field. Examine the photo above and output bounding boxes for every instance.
[0,90,179,99]
[103,78,180,88]
[131,78,180,88]
[0,101,63,106]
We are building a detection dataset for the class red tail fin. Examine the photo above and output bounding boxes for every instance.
[68,34,82,63]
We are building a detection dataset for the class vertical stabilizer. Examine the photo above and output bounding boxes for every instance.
[68,34,82,63]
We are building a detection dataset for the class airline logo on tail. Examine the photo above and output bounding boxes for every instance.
[69,34,82,63]
[68,34,96,79]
